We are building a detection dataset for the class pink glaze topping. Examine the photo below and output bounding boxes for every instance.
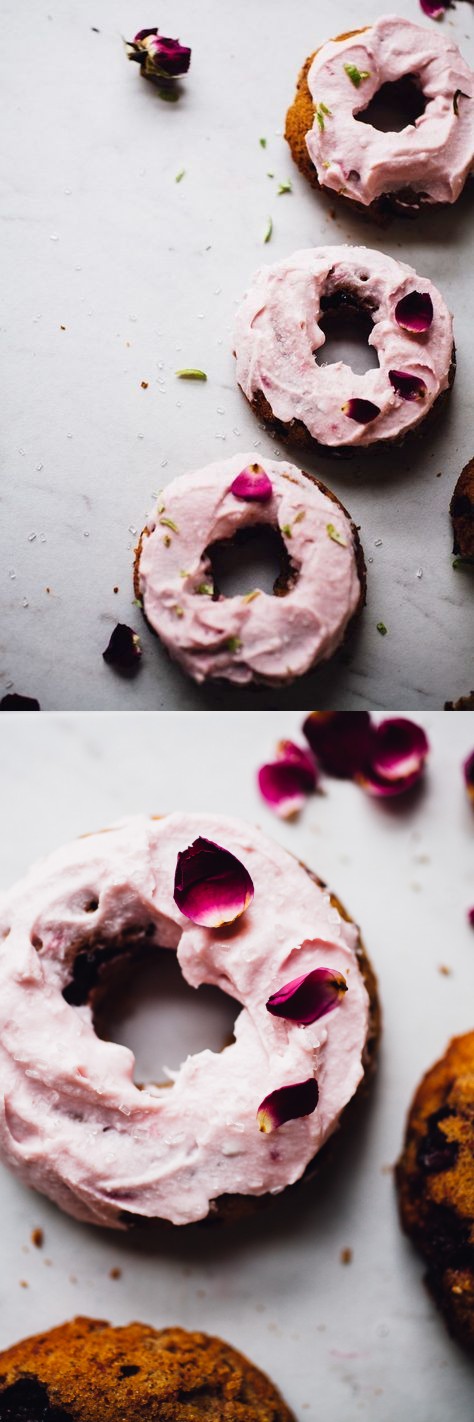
[234,246,453,449]
[0,814,370,1228]
[138,454,361,684]
[305,14,474,207]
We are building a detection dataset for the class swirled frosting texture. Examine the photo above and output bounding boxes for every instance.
[138,455,361,684]
[305,14,474,207]
[0,814,370,1228]
[234,246,453,448]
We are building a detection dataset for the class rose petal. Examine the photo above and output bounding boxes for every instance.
[395,291,433,334]
[230,463,273,502]
[468,906,474,928]
[266,966,347,1026]
[419,0,449,16]
[341,398,381,424]
[258,741,317,819]
[0,694,40,711]
[173,836,254,927]
[356,717,429,796]
[389,370,427,401]
[303,712,374,779]
[133,27,159,41]
[102,624,142,671]
[464,750,474,804]
[257,1078,318,1132]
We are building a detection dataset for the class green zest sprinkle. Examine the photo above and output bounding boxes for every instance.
[163,534,171,547]
[259,136,267,148]
[197,582,214,596]
[242,589,261,603]
[227,636,242,653]
[277,180,292,195]
[294,510,305,524]
[132,596,143,608]
[344,63,371,88]
[157,501,165,515]
[315,101,332,132]
[263,216,273,243]
[282,523,292,538]
[322,160,331,169]
[319,102,331,115]
[376,621,388,636]
[267,170,275,178]
[175,168,185,182]
[173,605,184,618]
[159,516,179,533]
[327,523,347,547]
[175,368,207,380]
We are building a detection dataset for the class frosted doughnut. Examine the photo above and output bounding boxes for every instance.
[285,13,474,215]
[234,245,455,453]
[0,813,378,1228]
[135,454,365,685]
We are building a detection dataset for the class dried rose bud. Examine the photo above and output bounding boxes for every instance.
[266,966,347,1026]
[257,1078,318,1132]
[0,693,40,710]
[395,291,433,334]
[464,750,474,804]
[356,717,429,796]
[103,624,142,672]
[174,836,254,927]
[303,712,374,779]
[230,463,273,502]
[389,370,427,401]
[126,28,191,83]
[258,741,317,818]
[341,398,381,423]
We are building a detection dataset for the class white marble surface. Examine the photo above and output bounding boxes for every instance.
[1,0,473,710]
[0,710,473,1420]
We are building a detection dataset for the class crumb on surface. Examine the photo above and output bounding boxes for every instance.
[340,1247,353,1265]
[109,1266,122,1280]
[31,1228,44,1248]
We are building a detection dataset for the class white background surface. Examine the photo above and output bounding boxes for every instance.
[0,709,473,1419]
[1,0,473,710]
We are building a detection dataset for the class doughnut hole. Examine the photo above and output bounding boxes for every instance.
[62,937,239,1088]
[355,75,427,134]
[315,289,379,376]
[205,523,297,599]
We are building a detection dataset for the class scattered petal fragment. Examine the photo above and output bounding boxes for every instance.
[266,966,347,1025]
[468,907,474,928]
[395,291,433,334]
[341,398,381,424]
[303,712,374,779]
[464,749,474,804]
[389,370,426,401]
[231,463,273,502]
[257,1079,318,1132]
[102,624,142,672]
[173,836,254,927]
[419,0,450,17]
[356,717,429,796]
[258,741,317,818]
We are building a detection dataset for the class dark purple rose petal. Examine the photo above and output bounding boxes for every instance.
[464,749,474,804]
[133,27,159,41]
[389,370,427,401]
[231,463,273,502]
[0,694,40,711]
[266,967,347,1026]
[103,624,142,672]
[258,741,317,819]
[303,712,374,779]
[419,0,450,16]
[395,291,433,334]
[356,717,429,796]
[257,1078,319,1133]
[341,398,381,424]
[174,836,254,927]
[468,906,474,928]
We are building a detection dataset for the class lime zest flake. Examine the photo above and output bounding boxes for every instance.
[344,63,371,88]
[327,522,347,547]
[242,589,261,603]
[263,216,273,243]
[175,368,207,380]
[277,180,292,195]
[159,516,179,533]
[175,168,186,182]
[315,101,332,131]
[227,636,242,652]
[294,510,305,524]
[376,621,388,636]
[196,582,214,596]
[282,523,292,538]
[259,136,267,148]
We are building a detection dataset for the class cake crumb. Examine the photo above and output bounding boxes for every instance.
[141,381,149,389]
[109,1266,122,1280]
[340,1247,353,1265]
[438,964,452,976]
[31,1227,44,1248]
[19,1280,29,1289]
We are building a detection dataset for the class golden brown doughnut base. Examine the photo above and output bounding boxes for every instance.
[396,1032,474,1354]
[0,1318,295,1421]
[133,471,367,688]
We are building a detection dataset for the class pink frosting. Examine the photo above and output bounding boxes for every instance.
[0,814,370,1228]
[234,246,453,449]
[305,14,474,207]
[138,455,361,684]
